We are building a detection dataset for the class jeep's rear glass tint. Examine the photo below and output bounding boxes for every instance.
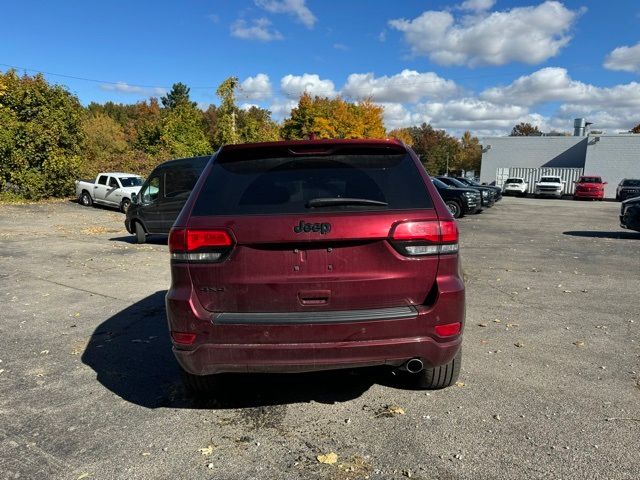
[505,178,523,184]
[192,153,433,216]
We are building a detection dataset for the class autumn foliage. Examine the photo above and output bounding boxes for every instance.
[1,70,485,199]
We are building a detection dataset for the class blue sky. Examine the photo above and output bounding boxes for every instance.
[2,0,640,135]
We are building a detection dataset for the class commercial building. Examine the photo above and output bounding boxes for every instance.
[479,119,640,199]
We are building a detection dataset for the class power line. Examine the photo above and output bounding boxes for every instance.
[1,61,598,98]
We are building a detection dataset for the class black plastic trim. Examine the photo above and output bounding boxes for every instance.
[212,306,418,325]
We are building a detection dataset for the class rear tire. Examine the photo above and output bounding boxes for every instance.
[179,365,219,395]
[120,198,131,214]
[445,200,463,219]
[413,349,462,389]
[80,191,93,207]
[134,221,146,244]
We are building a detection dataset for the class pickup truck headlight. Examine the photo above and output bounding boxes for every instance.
[463,192,475,198]
[481,190,489,198]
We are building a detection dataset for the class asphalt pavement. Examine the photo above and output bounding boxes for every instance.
[0,197,638,479]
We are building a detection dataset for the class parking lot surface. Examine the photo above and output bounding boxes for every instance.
[0,198,639,479]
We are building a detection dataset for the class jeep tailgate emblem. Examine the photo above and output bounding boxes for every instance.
[293,221,331,234]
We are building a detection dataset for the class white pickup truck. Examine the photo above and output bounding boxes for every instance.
[76,172,143,213]
[534,175,565,198]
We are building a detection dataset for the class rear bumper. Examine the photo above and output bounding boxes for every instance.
[167,274,465,375]
[574,191,604,199]
[535,190,562,197]
[173,335,462,374]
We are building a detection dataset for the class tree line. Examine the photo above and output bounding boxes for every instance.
[1,69,487,200]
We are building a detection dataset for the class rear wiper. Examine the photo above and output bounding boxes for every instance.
[306,197,388,208]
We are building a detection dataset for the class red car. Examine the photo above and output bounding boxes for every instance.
[573,176,607,200]
[166,139,465,393]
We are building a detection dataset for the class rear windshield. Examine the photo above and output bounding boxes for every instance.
[579,177,602,183]
[505,178,522,184]
[192,153,433,215]
[119,177,142,187]
[622,179,640,186]
[164,163,206,199]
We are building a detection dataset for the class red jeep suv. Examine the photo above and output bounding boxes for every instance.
[573,176,606,200]
[166,139,465,392]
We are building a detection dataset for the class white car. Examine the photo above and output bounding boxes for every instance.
[534,176,565,198]
[502,177,528,196]
[76,172,143,213]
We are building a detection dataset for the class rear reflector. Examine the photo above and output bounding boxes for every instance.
[434,322,461,337]
[391,220,459,256]
[171,331,197,345]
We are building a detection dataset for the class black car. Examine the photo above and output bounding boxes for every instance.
[437,176,495,208]
[432,177,482,218]
[455,177,502,201]
[126,155,210,243]
[616,179,640,201]
[620,196,640,232]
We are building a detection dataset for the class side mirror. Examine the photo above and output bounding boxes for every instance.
[131,193,138,204]
[603,181,608,185]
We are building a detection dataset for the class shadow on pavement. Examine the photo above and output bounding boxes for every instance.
[563,230,640,239]
[109,235,168,245]
[82,291,391,409]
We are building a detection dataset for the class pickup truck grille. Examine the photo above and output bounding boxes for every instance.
[537,186,560,192]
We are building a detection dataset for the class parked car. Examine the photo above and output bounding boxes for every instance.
[431,178,482,218]
[125,156,210,243]
[76,172,143,213]
[455,177,502,201]
[620,196,640,232]
[436,176,495,208]
[534,176,565,198]
[166,139,465,393]
[616,178,640,201]
[573,175,606,200]
[501,177,528,196]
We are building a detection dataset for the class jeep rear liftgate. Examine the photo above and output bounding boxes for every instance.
[180,144,445,314]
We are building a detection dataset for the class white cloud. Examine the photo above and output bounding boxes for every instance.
[389,1,581,67]
[255,0,316,28]
[269,98,299,119]
[280,73,337,98]
[481,67,640,110]
[100,82,166,96]
[341,69,459,103]
[458,0,496,12]
[230,18,283,41]
[333,43,349,51]
[604,42,640,73]
[239,73,273,101]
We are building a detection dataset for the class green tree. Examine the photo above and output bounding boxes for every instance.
[510,122,542,136]
[82,113,132,177]
[458,131,482,172]
[0,70,84,199]
[160,103,210,158]
[237,106,280,143]
[409,123,461,175]
[214,77,240,146]
[161,82,196,109]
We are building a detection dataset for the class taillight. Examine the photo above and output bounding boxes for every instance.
[169,228,234,263]
[390,220,459,256]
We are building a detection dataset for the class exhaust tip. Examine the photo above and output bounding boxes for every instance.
[405,358,424,374]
